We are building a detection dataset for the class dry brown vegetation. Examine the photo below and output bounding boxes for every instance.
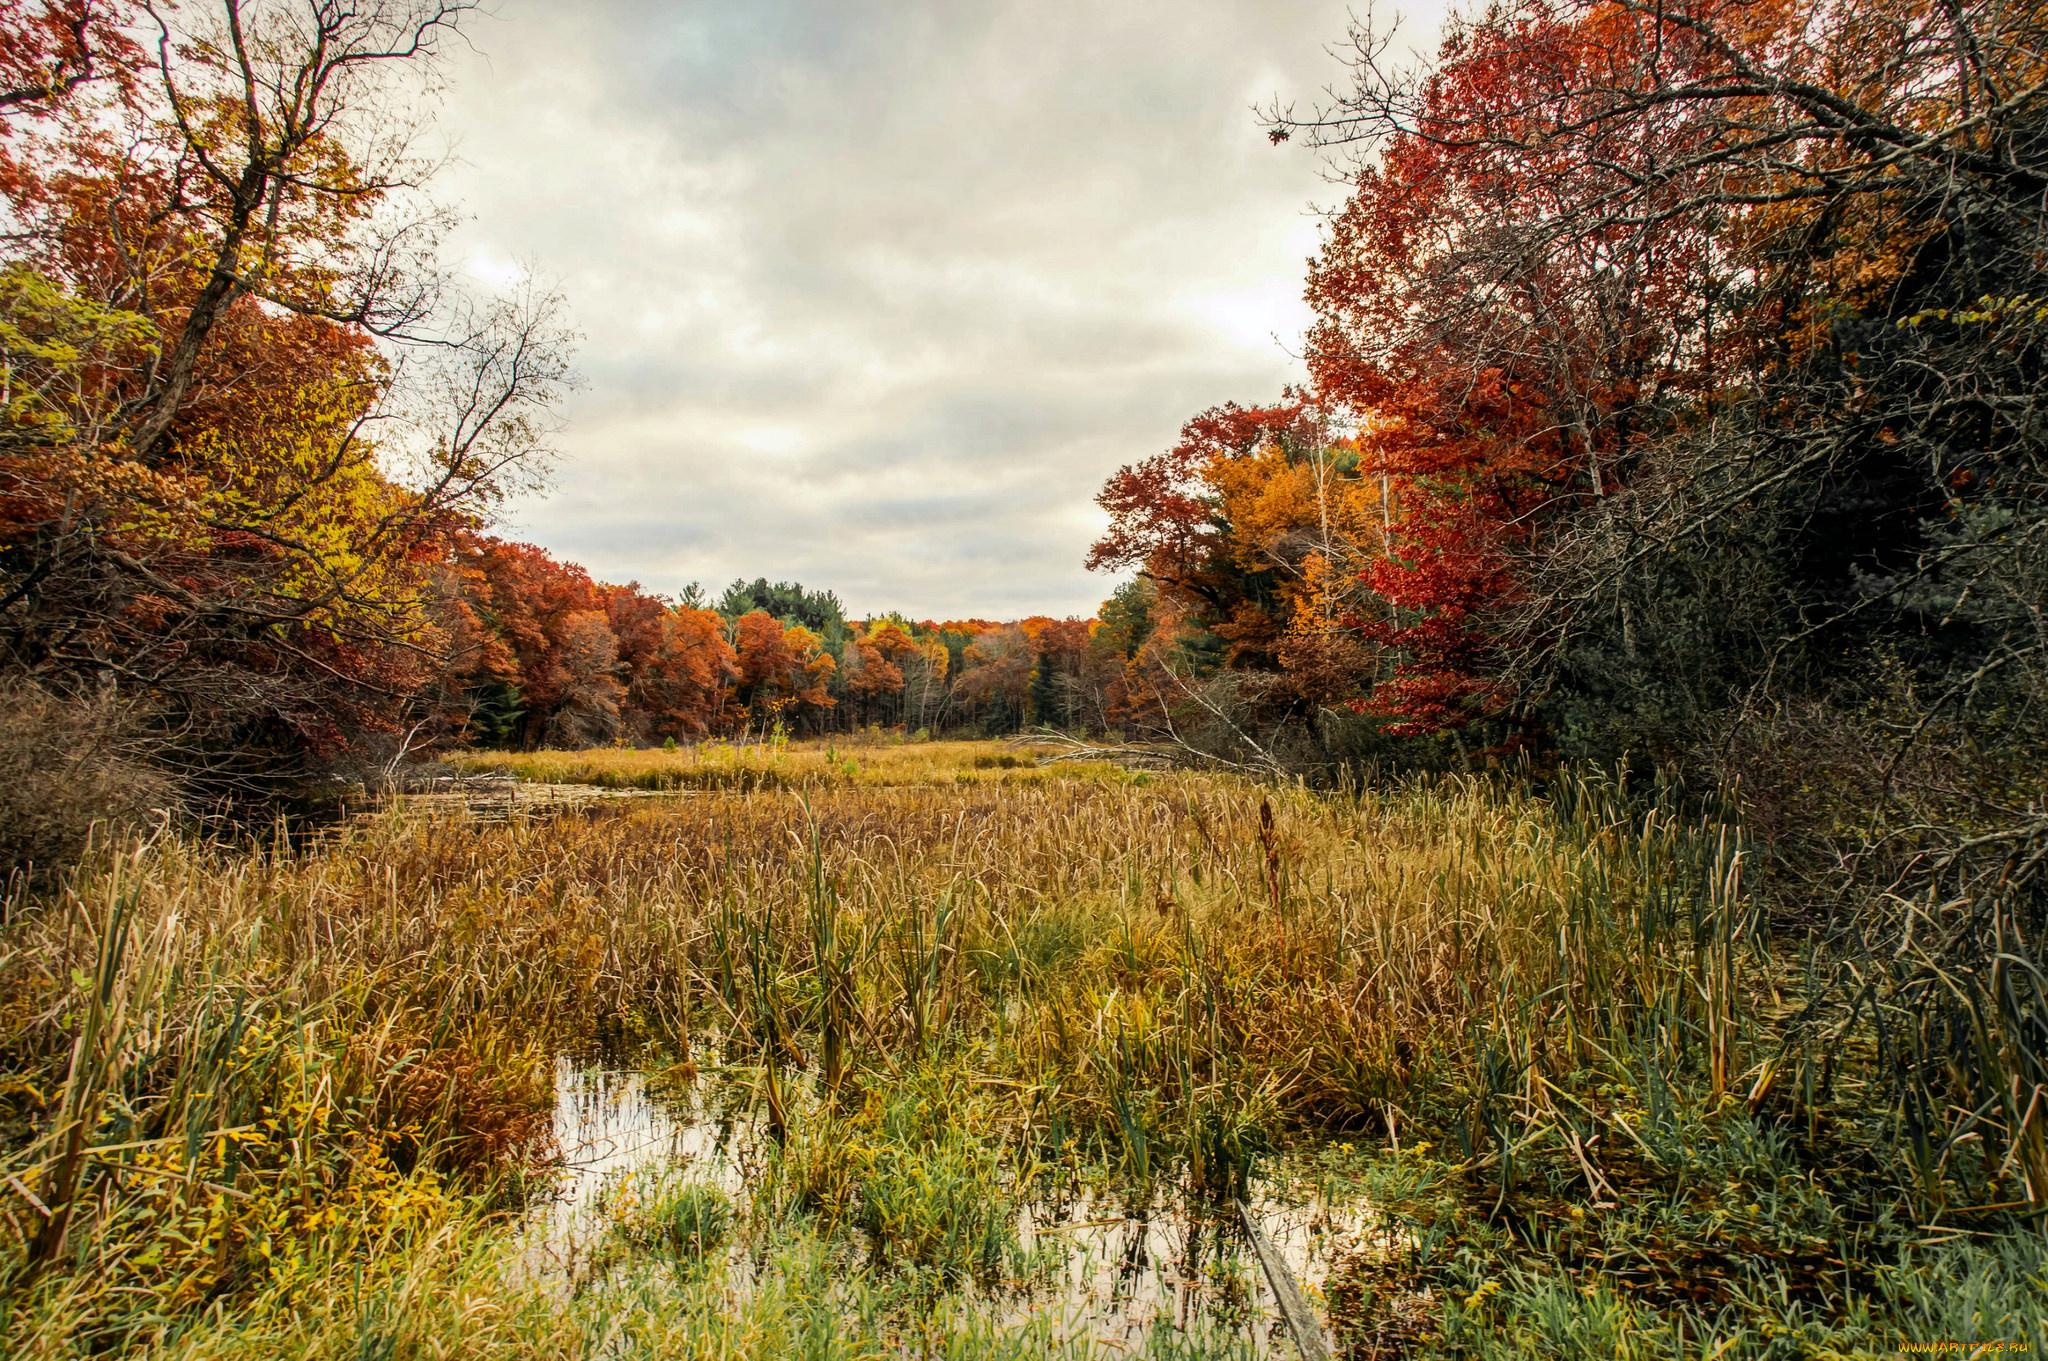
[445,737,1101,790]
[0,745,2038,1357]
[0,681,173,880]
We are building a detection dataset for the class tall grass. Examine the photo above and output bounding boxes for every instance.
[446,737,1107,791]
[0,745,2037,1355]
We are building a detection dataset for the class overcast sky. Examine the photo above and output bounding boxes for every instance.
[437,0,1448,620]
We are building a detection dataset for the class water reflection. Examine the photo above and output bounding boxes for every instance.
[526,1057,750,1282]
[1011,1188,1339,1353]
[530,1056,1365,1353]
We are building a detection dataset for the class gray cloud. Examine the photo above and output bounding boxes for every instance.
[434,0,1447,618]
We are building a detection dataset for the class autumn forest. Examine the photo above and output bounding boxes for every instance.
[2,0,2045,1356]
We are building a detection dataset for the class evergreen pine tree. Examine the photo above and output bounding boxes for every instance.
[1028,651,1059,730]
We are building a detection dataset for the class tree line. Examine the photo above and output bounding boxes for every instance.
[433,541,1136,749]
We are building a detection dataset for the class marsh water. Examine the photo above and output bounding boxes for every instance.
[531,1057,1378,1354]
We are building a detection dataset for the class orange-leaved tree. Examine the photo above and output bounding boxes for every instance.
[731,610,835,728]
[1088,398,1387,750]
[441,537,733,748]
[0,0,574,776]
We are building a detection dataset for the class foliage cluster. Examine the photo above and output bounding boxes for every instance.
[0,0,574,798]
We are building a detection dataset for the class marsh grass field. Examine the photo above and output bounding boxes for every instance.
[446,736,1114,791]
[1,741,2041,1358]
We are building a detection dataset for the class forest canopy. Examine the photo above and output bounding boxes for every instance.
[0,0,572,805]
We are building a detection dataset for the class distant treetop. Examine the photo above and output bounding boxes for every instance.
[716,579,846,633]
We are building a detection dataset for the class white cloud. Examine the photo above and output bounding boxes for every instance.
[434,0,1449,618]
[464,254,526,290]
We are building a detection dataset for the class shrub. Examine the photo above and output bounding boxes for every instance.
[0,681,172,878]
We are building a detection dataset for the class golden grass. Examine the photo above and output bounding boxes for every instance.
[1,752,2037,1357]
[444,737,1123,791]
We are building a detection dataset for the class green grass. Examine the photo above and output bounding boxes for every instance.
[0,745,2039,1356]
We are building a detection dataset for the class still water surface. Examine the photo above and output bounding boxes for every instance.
[530,1058,1386,1353]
